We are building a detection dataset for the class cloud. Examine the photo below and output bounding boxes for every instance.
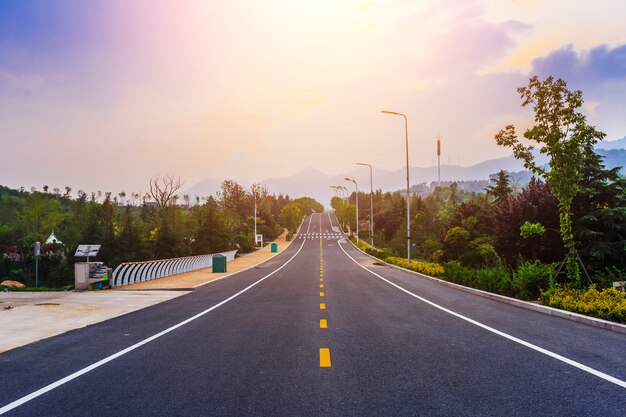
[403,1,531,80]
[530,44,626,87]
[529,43,626,139]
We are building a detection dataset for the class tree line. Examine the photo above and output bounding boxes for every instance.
[0,177,322,288]
[334,76,625,293]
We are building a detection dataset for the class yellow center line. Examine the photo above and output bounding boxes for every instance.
[320,291,325,297]
[320,319,328,329]
[320,278,323,282]
[320,303,326,310]
[320,283,324,288]
[320,348,331,367]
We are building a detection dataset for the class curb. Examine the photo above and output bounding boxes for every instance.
[347,239,626,335]
[191,230,297,290]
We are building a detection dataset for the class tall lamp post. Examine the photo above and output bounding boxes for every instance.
[340,186,348,204]
[356,162,374,248]
[382,110,411,262]
[344,177,358,243]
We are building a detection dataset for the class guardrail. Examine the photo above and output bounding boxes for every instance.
[110,250,237,287]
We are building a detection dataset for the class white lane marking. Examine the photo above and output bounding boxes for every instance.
[337,240,626,389]
[0,216,315,415]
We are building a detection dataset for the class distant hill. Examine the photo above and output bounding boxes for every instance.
[597,137,626,150]
[184,144,625,208]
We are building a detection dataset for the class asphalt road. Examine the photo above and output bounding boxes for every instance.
[1,213,624,416]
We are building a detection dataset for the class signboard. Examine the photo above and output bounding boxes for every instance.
[255,234,263,246]
[75,245,101,258]
[34,241,40,257]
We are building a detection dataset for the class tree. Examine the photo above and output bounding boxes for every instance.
[486,170,512,204]
[495,76,606,285]
[279,203,304,234]
[149,175,184,209]
[443,226,470,259]
[571,142,626,275]
[492,178,562,266]
[292,197,324,214]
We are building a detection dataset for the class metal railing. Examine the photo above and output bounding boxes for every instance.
[110,250,237,287]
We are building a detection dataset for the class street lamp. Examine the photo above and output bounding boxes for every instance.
[344,177,358,243]
[382,110,411,262]
[356,162,374,248]
[340,186,348,204]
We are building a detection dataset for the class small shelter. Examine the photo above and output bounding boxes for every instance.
[46,231,63,245]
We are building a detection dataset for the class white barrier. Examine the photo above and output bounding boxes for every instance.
[110,250,238,287]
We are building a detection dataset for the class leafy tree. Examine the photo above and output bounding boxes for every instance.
[16,192,64,247]
[292,197,324,214]
[492,178,562,265]
[495,76,606,284]
[279,203,304,234]
[443,226,470,259]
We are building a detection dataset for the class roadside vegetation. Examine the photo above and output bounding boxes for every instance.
[0,177,322,288]
[339,76,625,323]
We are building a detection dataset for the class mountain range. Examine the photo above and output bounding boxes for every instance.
[184,138,626,207]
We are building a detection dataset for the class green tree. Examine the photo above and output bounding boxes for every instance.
[279,203,304,234]
[444,226,470,259]
[292,197,324,214]
[16,192,64,247]
[495,76,605,285]
[572,142,626,275]
[486,170,513,204]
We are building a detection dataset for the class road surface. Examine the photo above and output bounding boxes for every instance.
[1,213,625,416]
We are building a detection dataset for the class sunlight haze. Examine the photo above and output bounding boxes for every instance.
[2,0,626,195]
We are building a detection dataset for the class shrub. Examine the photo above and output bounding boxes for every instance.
[541,285,626,323]
[385,256,445,277]
[512,260,554,300]
[444,261,513,295]
[354,239,397,259]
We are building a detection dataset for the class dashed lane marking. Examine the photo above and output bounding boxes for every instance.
[320,303,326,310]
[320,348,332,367]
[320,292,325,297]
[0,215,316,415]
[320,319,328,329]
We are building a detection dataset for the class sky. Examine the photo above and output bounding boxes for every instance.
[1,0,626,195]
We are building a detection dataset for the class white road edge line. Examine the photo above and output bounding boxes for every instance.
[0,215,315,415]
[334,230,626,390]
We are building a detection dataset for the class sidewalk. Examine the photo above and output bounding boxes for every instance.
[0,233,293,353]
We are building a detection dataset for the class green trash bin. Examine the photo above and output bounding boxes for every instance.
[271,243,278,253]
[285,234,291,241]
[212,254,227,273]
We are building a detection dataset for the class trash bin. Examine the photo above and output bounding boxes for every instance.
[271,243,278,253]
[212,254,227,273]
[285,234,291,241]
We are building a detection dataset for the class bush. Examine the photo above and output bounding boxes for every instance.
[444,260,513,295]
[541,285,626,323]
[353,239,397,259]
[512,260,554,300]
[385,256,445,277]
